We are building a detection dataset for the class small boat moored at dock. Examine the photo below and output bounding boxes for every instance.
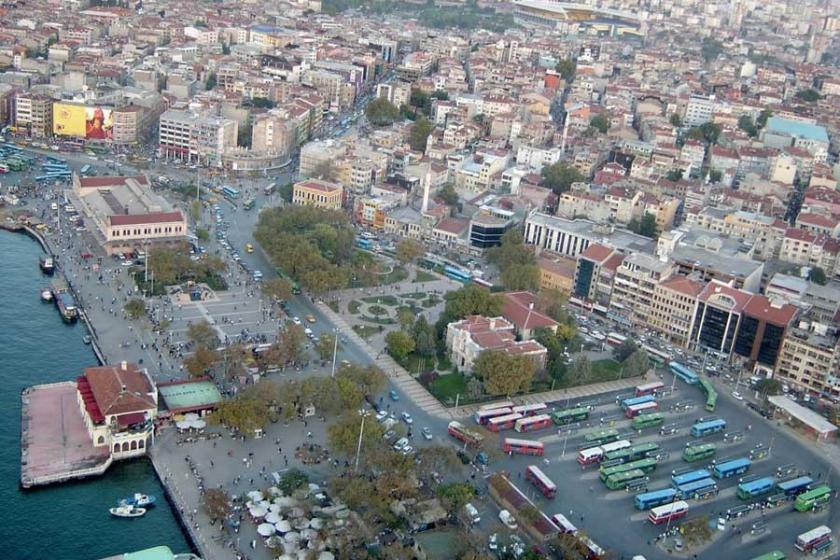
[39,255,55,275]
[51,278,78,323]
[40,288,53,302]
[83,335,92,345]
[109,504,146,518]
[119,493,156,508]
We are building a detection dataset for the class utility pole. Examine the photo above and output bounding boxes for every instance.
[330,328,339,378]
[354,412,369,471]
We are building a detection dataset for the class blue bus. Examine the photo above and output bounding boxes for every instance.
[713,458,751,479]
[672,469,711,487]
[691,418,727,437]
[670,362,699,385]
[677,477,718,499]
[444,265,471,283]
[737,477,775,500]
[222,186,240,200]
[620,394,656,410]
[634,488,678,510]
[356,238,373,250]
[777,476,813,497]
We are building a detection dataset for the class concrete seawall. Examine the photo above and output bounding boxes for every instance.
[149,453,207,559]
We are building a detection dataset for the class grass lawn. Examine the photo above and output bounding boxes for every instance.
[590,359,623,381]
[352,324,381,339]
[413,270,437,283]
[368,304,389,316]
[380,265,409,286]
[428,372,468,405]
[348,300,362,314]
[398,353,435,375]
[361,315,395,325]
[326,300,340,313]
[362,295,399,306]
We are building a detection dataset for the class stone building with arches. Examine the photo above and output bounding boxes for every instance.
[76,361,157,460]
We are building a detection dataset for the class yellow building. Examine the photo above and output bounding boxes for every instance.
[537,254,576,295]
[292,179,343,210]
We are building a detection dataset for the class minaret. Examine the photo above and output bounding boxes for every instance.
[421,165,431,214]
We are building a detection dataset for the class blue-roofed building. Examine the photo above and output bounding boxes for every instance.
[762,117,829,161]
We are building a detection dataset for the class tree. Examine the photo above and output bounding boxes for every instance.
[437,183,460,210]
[409,89,432,115]
[204,72,217,90]
[569,355,592,386]
[435,285,503,336]
[397,307,415,331]
[261,277,292,302]
[209,391,270,435]
[681,516,714,546]
[809,266,828,285]
[701,38,723,62]
[501,264,540,292]
[669,113,682,127]
[327,412,384,458]
[409,117,434,151]
[315,333,337,361]
[686,122,722,145]
[738,114,758,137]
[755,378,782,400]
[473,350,536,396]
[665,168,684,182]
[541,161,585,194]
[487,230,541,291]
[412,315,437,358]
[385,330,415,361]
[365,97,400,126]
[189,199,202,222]
[124,298,146,320]
[395,238,424,265]
[708,169,722,183]
[589,114,609,134]
[275,324,307,365]
[796,89,822,102]
[187,319,220,349]
[436,482,476,514]
[184,345,219,377]
[311,159,338,182]
[624,349,650,378]
[627,212,658,239]
[338,363,387,396]
[614,339,638,362]
[756,108,772,129]
[555,58,576,81]
[251,97,275,109]
[202,488,230,521]
[278,468,309,495]
[195,227,209,242]
[221,343,250,379]
[466,377,484,399]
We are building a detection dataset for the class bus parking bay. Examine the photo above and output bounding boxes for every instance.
[482,371,837,559]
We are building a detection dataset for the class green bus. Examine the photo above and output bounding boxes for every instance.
[243,197,256,211]
[605,469,647,490]
[698,378,717,411]
[749,552,785,560]
[584,429,620,445]
[794,485,832,512]
[276,268,301,295]
[632,413,665,430]
[552,407,590,426]
[683,443,716,463]
[600,457,657,481]
[604,442,659,463]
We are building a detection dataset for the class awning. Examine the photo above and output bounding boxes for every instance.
[117,412,147,426]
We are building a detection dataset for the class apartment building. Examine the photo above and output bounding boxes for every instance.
[537,253,577,295]
[292,179,343,210]
[775,317,840,401]
[609,253,674,327]
[684,95,714,127]
[524,212,654,258]
[376,81,411,108]
[14,93,53,137]
[299,139,347,179]
[251,113,297,156]
[690,281,752,356]
[732,295,798,367]
[648,276,704,348]
[111,105,150,145]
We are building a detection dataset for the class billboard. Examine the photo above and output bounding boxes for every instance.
[53,102,114,140]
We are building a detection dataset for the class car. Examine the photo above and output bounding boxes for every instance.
[488,534,498,551]
[292,317,302,325]
[401,412,413,424]
[509,535,525,558]
[400,445,414,456]
[375,410,388,422]
[304,328,314,338]
[245,243,254,253]
[499,510,518,530]
[732,391,744,401]
[383,430,396,442]
[421,427,432,440]
[389,390,399,401]
[305,314,317,323]
[120,260,133,267]
[393,437,409,451]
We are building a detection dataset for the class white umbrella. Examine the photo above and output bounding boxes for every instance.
[265,511,282,524]
[310,518,324,530]
[300,528,317,541]
[245,500,255,509]
[277,555,294,560]
[275,519,292,533]
[249,506,268,518]
[191,419,207,429]
[318,552,335,560]
[258,499,271,509]
[247,490,264,501]
[269,503,281,513]
[175,420,190,430]
[184,412,199,422]
[293,517,310,530]
[268,486,282,496]
[284,531,301,543]
[274,496,296,508]
[257,523,276,536]
[288,507,304,518]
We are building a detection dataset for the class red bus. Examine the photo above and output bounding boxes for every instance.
[551,513,577,534]
[795,525,832,552]
[487,413,523,432]
[635,381,665,397]
[447,421,483,448]
[512,403,548,417]
[625,401,659,418]
[503,438,544,456]
[478,400,515,412]
[525,465,557,498]
[648,501,689,525]
[514,414,553,433]
[474,407,512,425]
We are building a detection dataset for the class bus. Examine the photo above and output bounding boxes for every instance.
[356,238,373,250]
[525,465,557,498]
[676,478,718,500]
[648,501,689,525]
[604,442,659,463]
[737,477,776,500]
[552,406,590,425]
[795,526,832,552]
[794,485,832,512]
[577,440,631,465]
[502,438,544,456]
[472,277,493,289]
[478,401,515,412]
[672,469,712,487]
[447,421,483,448]
[605,469,648,490]
[683,443,716,463]
[276,269,301,295]
[444,265,471,283]
[626,401,659,418]
[698,378,718,411]
[579,535,605,560]
[475,407,513,425]
[713,458,751,479]
[583,429,620,445]
[777,476,813,497]
[263,183,276,196]
[635,381,665,397]
[606,332,628,347]
[600,458,657,481]
[643,344,670,366]
[635,488,679,510]
[691,418,727,437]
[749,553,785,560]
[512,403,548,417]
[487,413,524,432]
[670,362,699,385]
[515,414,553,433]
[222,185,240,200]
[243,197,256,210]
[632,413,665,430]
[619,394,656,410]
[80,164,91,175]
[551,513,577,534]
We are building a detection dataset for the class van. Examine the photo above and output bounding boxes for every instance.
[464,503,480,525]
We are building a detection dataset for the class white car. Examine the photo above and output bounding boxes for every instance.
[401,412,413,424]
[393,437,409,451]
[421,427,432,440]
[488,533,498,551]
[732,391,744,401]
[292,317,302,325]
[375,410,388,422]
[499,509,518,530]
[400,445,414,456]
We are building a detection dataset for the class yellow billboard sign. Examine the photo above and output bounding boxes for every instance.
[53,102,114,139]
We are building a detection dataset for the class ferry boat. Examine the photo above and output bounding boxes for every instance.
[51,279,78,323]
[39,255,55,275]
[109,504,146,518]
[40,288,53,302]
[119,493,156,508]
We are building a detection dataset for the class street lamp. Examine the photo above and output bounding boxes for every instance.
[330,328,339,378]
[354,410,370,472]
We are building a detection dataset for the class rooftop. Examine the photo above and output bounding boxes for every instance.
[84,362,155,417]
[765,117,829,143]
[158,378,222,414]
[767,395,837,437]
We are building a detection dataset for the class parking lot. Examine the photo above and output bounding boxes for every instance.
[463,369,838,559]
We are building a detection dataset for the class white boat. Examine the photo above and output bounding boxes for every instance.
[109,504,146,518]
[40,289,53,302]
[119,493,156,507]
